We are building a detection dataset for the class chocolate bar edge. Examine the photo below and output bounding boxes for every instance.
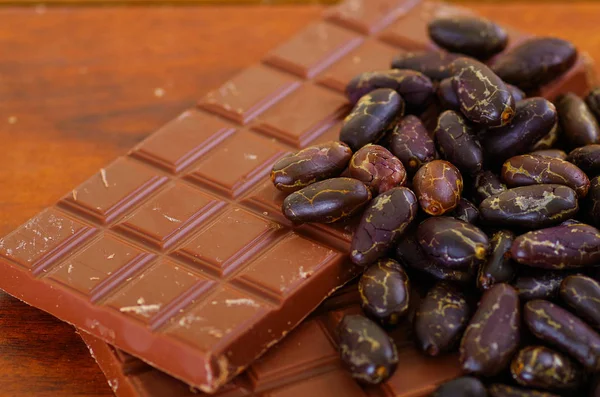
[80,329,142,397]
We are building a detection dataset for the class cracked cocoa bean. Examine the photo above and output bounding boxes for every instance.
[524,299,600,371]
[482,98,557,164]
[479,184,579,229]
[391,50,459,81]
[413,160,463,216]
[502,154,590,197]
[350,187,417,266]
[282,177,371,223]
[491,37,577,92]
[477,229,516,290]
[271,141,352,193]
[396,233,476,284]
[337,314,398,385]
[460,283,520,376]
[434,110,484,175]
[417,216,489,268]
[450,57,515,127]
[414,281,471,356]
[511,345,582,391]
[340,88,404,151]
[472,170,507,204]
[556,93,600,148]
[346,69,434,111]
[451,198,479,224]
[567,144,600,177]
[560,274,600,331]
[348,144,406,194]
[358,258,410,326]
[511,222,600,269]
[512,270,568,301]
[389,115,437,176]
[429,15,508,59]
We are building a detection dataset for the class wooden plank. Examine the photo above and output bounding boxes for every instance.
[0,0,338,4]
[0,0,339,6]
[0,0,588,4]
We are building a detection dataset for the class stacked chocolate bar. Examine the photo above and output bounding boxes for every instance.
[0,0,595,396]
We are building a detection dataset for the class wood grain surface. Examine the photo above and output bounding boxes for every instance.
[0,3,598,396]
[0,0,590,4]
[0,0,336,4]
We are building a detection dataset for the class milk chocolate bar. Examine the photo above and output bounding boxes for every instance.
[0,114,362,393]
[0,0,593,393]
[81,290,461,397]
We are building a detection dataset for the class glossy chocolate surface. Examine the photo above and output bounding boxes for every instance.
[81,291,461,397]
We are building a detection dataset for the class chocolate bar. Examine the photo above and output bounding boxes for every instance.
[81,288,461,397]
[0,0,593,393]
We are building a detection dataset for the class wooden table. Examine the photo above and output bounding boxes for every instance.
[0,3,598,395]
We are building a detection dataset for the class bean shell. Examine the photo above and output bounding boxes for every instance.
[270,141,352,192]
[477,230,516,290]
[529,149,567,160]
[391,50,460,81]
[460,283,520,376]
[491,37,577,92]
[348,144,406,194]
[531,122,560,151]
[396,233,475,284]
[560,274,600,331]
[434,110,484,175]
[350,187,418,266]
[513,270,568,301]
[345,69,434,111]
[482,98,557,164]
[511,345,582,390]
[502,154,590,197]
[451,57,515,127]
[586,87,600,123]
[414,281,471,356]
[437,78,460,111]
[431,377,487,397]
[417,216,489,268]
[394,231,434,268]
[340,88,404,151]
[389,115,437,176]
[488,384,561,397]
[359,258,410,326]
[511,222,600,269]
[413,160,463,215]
[282,177,371,223]
[479,184,579,229]
[337,314,398,385]
[567,144,600,177]
[451,198,479,224]
[428,15,508,60]
[585,176,600,227]
[472,170,507,204]
[524,299,600,371]
[421,263,476,284]
[556,92,600,148]
[437,80,525,111]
